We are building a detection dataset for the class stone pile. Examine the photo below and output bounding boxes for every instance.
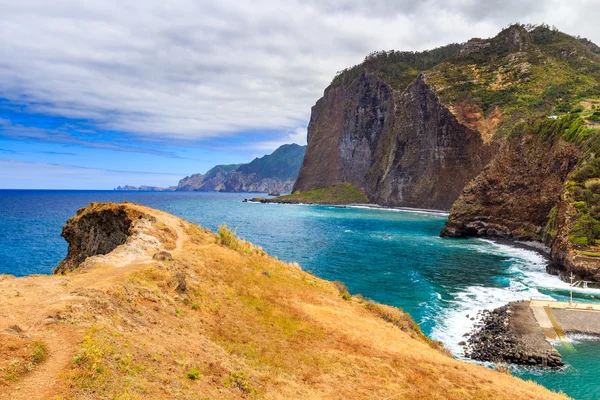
[465,305,563,367]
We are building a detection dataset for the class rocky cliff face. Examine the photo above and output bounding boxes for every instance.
[441,134,581,239]
[55,203,150,273]
[294,73,493,210]
[177,144,306,193]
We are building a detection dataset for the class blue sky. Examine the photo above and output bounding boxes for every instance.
[1,0,599,189]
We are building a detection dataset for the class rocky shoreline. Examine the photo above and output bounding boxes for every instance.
[465,302,563,368]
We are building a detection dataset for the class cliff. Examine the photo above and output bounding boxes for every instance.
[0,203,566,399]
[294,24,600,281]
[177,144,306,193]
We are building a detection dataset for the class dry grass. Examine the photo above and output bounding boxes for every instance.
[0,203,569,399]
[0,334,47,385]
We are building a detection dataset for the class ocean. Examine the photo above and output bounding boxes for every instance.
[1,190,599,399]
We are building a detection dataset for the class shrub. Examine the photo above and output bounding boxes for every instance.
[333,281,351,300]
[225,371,256,395]
[216,224,255,255]
[590,111,600,122]
[571,106,584,113]
[187,367,200,380]
[217,224,238,247]
[31,342,47,365]
[571,236,589,246]
[570,213,600,246]
[574,201,588,213]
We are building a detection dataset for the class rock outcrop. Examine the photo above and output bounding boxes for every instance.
[55,203,150,273]
[294,73,493,210]
[442,134,581,239]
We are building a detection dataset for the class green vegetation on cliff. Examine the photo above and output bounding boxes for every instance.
[427,24,600,135]
[236,143,306,180]
[331,43,462,92]
[274,183,369,205]
[177,144,306,193]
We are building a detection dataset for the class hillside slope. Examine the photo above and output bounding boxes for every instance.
[177,144,306,193]
[0,202,565,399]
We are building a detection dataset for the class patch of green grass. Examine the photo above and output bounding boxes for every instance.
[187,367,200,380]
[31,342,47,365]
[272,183,369,205]
[580,251,600,257]
[224,371,257,396]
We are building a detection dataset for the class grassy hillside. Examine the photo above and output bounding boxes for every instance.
[426,24,600,135]
[0,203,566,399]
[272,183,369,204]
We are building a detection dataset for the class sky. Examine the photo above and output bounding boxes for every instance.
[1,0,600,189]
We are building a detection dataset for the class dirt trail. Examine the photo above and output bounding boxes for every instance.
[0,274,81,399]
[0,205,187,399]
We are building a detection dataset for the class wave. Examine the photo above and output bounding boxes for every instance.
[566,333,600,343]
[429,239,600,358]
[346,204,449,216]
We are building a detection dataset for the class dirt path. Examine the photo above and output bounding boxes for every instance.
[0,206,188,399]
[1,325,79,400]
[0,275,81,400]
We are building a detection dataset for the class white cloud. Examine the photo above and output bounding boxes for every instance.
[1,0,599,145]
[250,127,308,152]
[0,159,182,189]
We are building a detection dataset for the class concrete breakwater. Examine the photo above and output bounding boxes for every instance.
[466,299,600,367]
[465,302,564,367]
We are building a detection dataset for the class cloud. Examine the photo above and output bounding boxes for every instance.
[1,0,599,147]
[250,127,307,152]
[0,118,183,157]
[0,159,182,189]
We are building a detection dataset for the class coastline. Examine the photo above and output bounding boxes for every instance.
[248,198,451,216]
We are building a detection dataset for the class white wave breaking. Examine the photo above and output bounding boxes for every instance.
[429,239,600,357]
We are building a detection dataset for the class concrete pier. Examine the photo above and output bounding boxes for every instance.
[530,299,600,340]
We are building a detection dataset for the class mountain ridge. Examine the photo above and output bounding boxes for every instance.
[177,143,306,193]
[116,144,306,194]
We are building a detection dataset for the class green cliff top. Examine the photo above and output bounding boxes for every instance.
[272,183,369,205]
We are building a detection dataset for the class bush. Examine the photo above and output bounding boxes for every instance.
[31,342,47,365]
[574,201,589,213]
[217,224,238,248]
[187,367,200,380]
[333,281,351,300]
[224,371,256,395]
[216,224,255,255]
[571,106,584,113]
[570,213,600,246]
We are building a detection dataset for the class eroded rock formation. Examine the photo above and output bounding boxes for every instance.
[55,203,149,273]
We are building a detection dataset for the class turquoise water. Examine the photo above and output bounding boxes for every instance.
[1,190,599,399]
